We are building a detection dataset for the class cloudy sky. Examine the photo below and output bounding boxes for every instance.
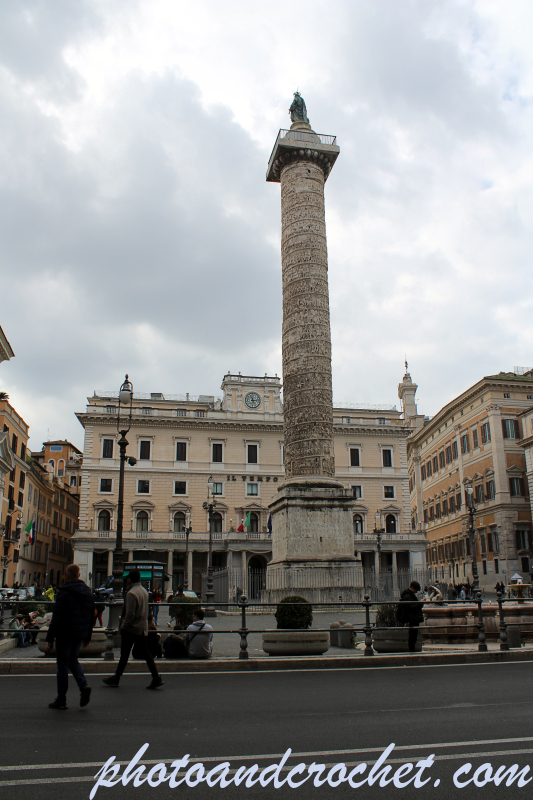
[1,0,533,451]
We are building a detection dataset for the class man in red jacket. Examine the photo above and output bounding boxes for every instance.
[46,564,95,710]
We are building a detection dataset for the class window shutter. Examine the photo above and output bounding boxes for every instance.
[502,420,508,439]
[514,420,522,440]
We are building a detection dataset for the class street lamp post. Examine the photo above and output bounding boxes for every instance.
[107,376,137,645]
[373,512,385,597]
[183,515,192,591]
[202,476,217,617]
[466,486,480,593]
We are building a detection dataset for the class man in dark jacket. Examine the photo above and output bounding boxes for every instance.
[46,564,95,710]
[397,580,424,652]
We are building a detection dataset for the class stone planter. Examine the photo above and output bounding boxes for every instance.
[262,629,330,656]
[372,628,422,653]
[37,627,107,657]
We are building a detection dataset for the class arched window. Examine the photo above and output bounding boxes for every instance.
[136,510,149,532]
[353,514,363,535]
[210,512,222,533]
[386,514,396,534]
[173,512,186,532]
[57,459,65,477]
[48,460,55,474]
[98,510,111,531]
[249,512,259,533]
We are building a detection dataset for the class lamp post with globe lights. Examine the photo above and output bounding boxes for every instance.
[202,476,217,617]
[105,375,137,654]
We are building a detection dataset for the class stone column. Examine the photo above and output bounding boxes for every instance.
[167,550,173,593]
[280,155,335,479]
[187,550,193,590]
[265,104,358,602]
[241,550,247,598]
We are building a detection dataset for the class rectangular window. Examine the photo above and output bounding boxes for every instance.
[247,444,258,464]
[174,481,187,495]
[502,419,521,439]
[70,476,77,488]
[426,460,432,477]
[139,440,151,460]
[480,422,491,444]
[486,480,495,500]
[102,439,114,459]
[382,449,392,468]
[429,506,434,521]
[176,409,187,417]
[212,443,223,463]
[449,495,455,513]
[20,443,26,460]
[19,471,25,489]
[352,485,362,499]
[494,558,499,574]
[516,530,528,550]
[137,480,150,494]
[460,434,470,454]
[475,484,484,504]
[421,464,426,481]
[28,484,32,503]
[247,483,258,496]
[53,510,59,526]
[456,492,462,510]
[212,482,223,495]
[432,455,438,473]
[175,442,187,461]
[443,499,448,515]
[472,429,479,448]
[435,503,441,519]
[439,451,445,469]
[452,440,458,460]
[384,486,395,499]
[378,418,386,425]
[100,478,112,493]
[423,509,428,524]
[510,477,525,497]
[350,448,360,467]
[11,433,17,454]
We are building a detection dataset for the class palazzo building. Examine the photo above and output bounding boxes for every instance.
[72,373,426,596]
[406,369,533,590]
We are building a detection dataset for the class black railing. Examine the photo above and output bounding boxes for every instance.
[0,594,528,658]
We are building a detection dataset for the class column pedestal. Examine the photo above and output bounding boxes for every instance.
[266,482,361,603]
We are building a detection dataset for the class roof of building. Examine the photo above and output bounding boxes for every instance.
[43,440,83,454]
[0,325,14,362]
[484,372,533,382]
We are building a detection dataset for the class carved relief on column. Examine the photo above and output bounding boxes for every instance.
[280,157,335,479]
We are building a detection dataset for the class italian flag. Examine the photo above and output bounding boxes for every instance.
[237,511,251,532]
[25,519,35,544]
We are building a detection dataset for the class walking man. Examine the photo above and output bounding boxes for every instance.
[102,569,163,690]
[46,563,95,710]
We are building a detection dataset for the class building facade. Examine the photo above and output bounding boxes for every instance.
[73,373,426,596]
[406,370,533,590]
[0,401,29,586]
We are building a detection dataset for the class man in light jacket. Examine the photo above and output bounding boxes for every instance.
[186,608,213,659]
[102,569,163,690]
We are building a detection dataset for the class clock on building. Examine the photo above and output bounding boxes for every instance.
[245,392,261,409]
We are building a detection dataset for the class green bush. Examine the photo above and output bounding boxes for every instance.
[168,597,199,630]
[275,596,313,630]
[375,604,401,628]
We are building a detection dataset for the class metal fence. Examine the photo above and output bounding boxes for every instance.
[200,567,430,607]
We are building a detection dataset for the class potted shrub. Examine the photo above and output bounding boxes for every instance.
[372,603,422,653]
[262,596,329,656]
[168,596,198,632]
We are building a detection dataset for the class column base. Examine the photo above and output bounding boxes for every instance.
[264,560,363,604]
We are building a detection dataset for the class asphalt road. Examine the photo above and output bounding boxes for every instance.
[1,661,532,799]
